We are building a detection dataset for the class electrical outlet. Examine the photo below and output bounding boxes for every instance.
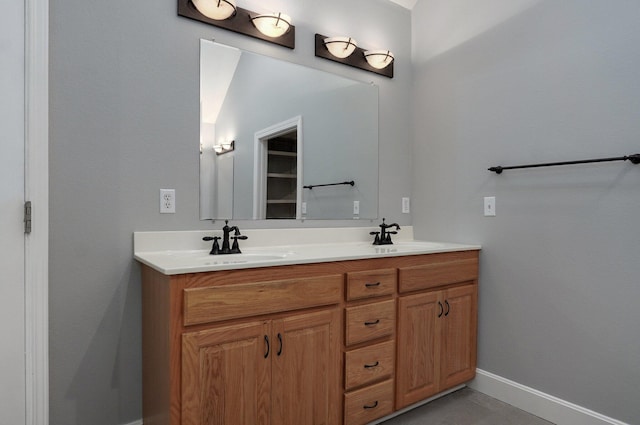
[160,189,175,213]
[402,197,411,214]
[484,196,496,217]
[353,200,360,215]
[301,202,307,215]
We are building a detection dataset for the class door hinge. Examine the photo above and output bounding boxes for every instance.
[24,201,32,234]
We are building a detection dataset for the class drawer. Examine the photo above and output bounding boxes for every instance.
[398,251,478,293]
[183,274,343,326]
[345,340,395,390]
[346,269,396,301]
[344,379,394,425]
[345,300,395,346]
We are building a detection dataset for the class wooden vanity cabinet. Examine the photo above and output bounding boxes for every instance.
[396,252,479,409]
[141,249,479,425]
[142,267,342,425]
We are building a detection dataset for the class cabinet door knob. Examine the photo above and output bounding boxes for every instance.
[363,401,379,410]
[444,300,450,316]
[364,319,380,326]
[264,335,270,359]
[364,361,379,369]
[438,301,444,318]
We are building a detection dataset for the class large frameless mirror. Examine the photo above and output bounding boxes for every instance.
[200,39,379,220]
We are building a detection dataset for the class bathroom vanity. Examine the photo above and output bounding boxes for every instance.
[135,228,479,425]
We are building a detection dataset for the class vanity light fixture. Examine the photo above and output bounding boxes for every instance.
[314,34,394,78]
[364,50,395,70]
[214,140,235,155]
[251,13,292,38]
[191,0,236,20]
[178,0,295,49]
[323,36,358,59]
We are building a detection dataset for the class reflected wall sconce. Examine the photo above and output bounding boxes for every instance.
[315,33,394,78]
[178,0,295,49]
[214,140,235,155]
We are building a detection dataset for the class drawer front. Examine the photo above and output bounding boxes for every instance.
[344,379,394,425]
[345,340,395,390]
[346,269,396,301]
[398,251,478,293]
[183,274,343,326]
[345,300,395,346]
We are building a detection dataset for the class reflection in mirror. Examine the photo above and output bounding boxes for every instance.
[199,39,379,220]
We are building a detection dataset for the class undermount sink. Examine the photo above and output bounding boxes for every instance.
[151,249,294,268]
[370,241,450,253]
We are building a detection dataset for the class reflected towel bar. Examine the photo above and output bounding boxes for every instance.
[303,180,355,190]
[489,153,640,174]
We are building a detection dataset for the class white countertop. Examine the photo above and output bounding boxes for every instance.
[133,226,481,275]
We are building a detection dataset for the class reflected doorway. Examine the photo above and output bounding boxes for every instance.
[253,116,303,219]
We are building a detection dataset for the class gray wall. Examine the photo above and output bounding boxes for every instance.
[411,1,640,423]
[49,0,411,424]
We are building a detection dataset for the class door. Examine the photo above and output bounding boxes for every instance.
[1,0,26,423]
[396,291,441,409]
[182,321,272,425]
[272,309,341,425]
[440,284,477,389]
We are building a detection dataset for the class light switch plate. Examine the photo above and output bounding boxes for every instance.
[402,197,410,213]
[484,196,496,217]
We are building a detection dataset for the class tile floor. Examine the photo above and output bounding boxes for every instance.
[380,388,555,425]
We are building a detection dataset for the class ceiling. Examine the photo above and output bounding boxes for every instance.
[388,0,418,9]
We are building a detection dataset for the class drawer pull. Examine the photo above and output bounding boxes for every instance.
[364,319,380,327]
[264,335,270,359]
[364,361,379,369]
[363,401,379,410]
[365,282,381,288]
[277,333,283,356]
[444,300,451,316]
[438,301,444,318]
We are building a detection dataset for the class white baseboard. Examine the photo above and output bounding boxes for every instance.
[469,369,630,425]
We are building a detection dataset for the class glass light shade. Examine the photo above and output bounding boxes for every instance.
[192,0,236,21]
[364,50,395,69]
[324,37,358,59]
[251,13,291,38]
[214,140,234,155]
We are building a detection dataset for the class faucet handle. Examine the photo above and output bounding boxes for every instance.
[384,231,397,244]
[369,231,381,245]
[230,235,248,253]
[203,236,221,255]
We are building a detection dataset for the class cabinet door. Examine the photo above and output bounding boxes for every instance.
[440,284,477,389]
[272,309,341,425]
[396,291,442,409]
[182,321,271,425]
